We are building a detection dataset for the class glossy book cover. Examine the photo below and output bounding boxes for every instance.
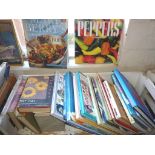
[76,72,96,122]
[75,19,124,64]
[51,73,65,120]
[22,19,68,68]
[19,76,55,107]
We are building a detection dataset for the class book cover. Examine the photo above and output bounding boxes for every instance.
[18,75,55,113]
[75,19,124,64]
[51,72,65,121]
[111,74,152,132]
[91,77,107,123]
[0,20,23,64]
[73,73,121,134]
[96,74,114,122]
[22,19,68,68]
[76,72,96,122]
[113,68,155,125]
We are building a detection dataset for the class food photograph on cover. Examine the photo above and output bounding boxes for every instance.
[22,19,68,68]
[1,19,155,135]
[0,20,23,64]
[75,19,124,64]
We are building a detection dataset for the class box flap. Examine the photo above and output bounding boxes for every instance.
[118,19,155,72]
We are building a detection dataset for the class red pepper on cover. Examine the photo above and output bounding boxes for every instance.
[110,48,118,59]
[83,56,96,63]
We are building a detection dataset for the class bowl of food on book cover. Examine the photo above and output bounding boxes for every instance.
[26,34,67,67]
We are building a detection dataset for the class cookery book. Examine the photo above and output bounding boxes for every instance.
[75,19,124,64]
[113,68,155,128]
[22,19,68,68]
[76,72,96,122]
[18,75,55,113]
[51,72,65,121]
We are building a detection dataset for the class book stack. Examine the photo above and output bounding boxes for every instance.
[3,69,155,134]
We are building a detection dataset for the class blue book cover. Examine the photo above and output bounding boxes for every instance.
[22,19,68,68]
[111,74,149,131]
[76,72,96,122]
[63,72,106,134]
[113,69,154,122]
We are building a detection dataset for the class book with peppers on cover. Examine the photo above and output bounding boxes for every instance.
[18,75,55,113]
[75,19,124,64]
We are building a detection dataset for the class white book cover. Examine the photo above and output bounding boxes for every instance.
[144,78,155,101]
[96,74,114,120]
[87,76,103,125]
[51,72,64,120]
[73,73,81,120]
[103,81,121,119]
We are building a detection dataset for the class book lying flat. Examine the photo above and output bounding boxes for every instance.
[18,75,55,113]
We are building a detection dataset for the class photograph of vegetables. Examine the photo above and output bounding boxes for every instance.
[75,19,124,64]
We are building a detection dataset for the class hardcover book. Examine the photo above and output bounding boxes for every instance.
[22,19,68,68]
[0,20,23,64]
[75,19,124,64]
[18,75,55,113]
[112,73,153,132]
[51,72,65,120]
[76,72,96,122]
[113,68,155,127]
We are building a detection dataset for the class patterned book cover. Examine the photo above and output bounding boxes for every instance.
[22,19,68,68]
[51,73,65,120]
[76,72,96,122]
[75,19,124,64]
[18,76,55,109]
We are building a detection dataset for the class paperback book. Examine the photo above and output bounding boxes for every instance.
[22,19,68,68]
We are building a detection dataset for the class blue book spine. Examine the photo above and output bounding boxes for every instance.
[76,72,96,122]
[111,74,149,130]
[113,68,154,121]
[111,74,137,116]
[64,72,75,121]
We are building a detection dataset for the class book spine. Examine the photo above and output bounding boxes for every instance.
[87,76,103,125]
[114,69,154,122]
[76,72,96,122]
[112,74,149,132]
[73,74,81,119]
[145,78,155,101]
[91,77,107,123]
[1,76,22,115]
[64,72,75,121]
[103,81,121,119]
[96,74,113,121]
